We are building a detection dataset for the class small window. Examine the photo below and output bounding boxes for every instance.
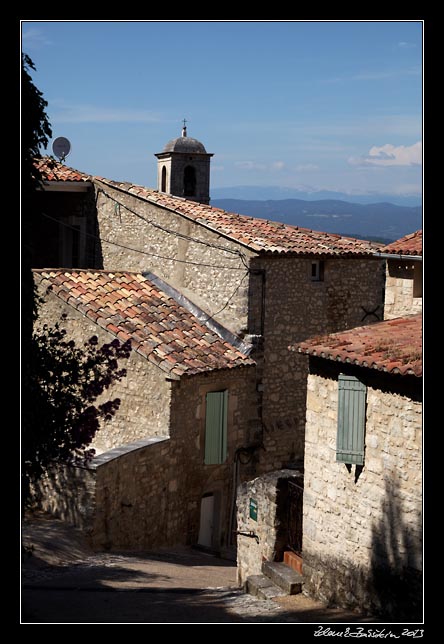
[336,374,366,465]
[161,166,167,192]
[413,262,422,298]
[204,391,228,465]
[311,260,324,282]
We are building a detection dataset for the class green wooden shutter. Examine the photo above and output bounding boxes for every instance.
[205,391,228,465]
[336,374,366,465]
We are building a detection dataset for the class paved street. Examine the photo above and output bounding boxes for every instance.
[21,513,377,624]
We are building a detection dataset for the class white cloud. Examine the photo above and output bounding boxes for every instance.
[398,41,416,49]
[295,163,319,172]
[50,101,161,124]
[348,142,422,167]
[22,27,52,48]
[235,161,266,171]
[212,165,225,172]
[235,160,286,172]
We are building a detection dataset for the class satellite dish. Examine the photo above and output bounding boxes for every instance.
[52,137,71,162]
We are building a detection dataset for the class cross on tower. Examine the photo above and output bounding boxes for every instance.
[182,118,187,128]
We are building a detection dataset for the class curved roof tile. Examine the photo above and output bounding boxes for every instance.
[96,178,382,257]
[33,269,254,377]
[383,229,422,256]
[34,157,91,182]
[291,314,422,377]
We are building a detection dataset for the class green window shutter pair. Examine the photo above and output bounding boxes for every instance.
[336,374,366,465]
[205,391,228,465]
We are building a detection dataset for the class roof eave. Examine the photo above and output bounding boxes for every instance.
[373,252,422,261]
[38,181,93,193]
[296,347,421,377]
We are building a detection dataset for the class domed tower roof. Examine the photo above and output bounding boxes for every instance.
[154,122,213,204]
[162,125,208,154]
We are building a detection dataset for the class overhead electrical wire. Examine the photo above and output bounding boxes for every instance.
[201,270,249,322]
[39,211,250,326]
[40,212,248,271]
[94,180,250,268]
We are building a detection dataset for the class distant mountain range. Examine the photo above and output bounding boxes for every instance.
[211,185,422,208]
[211,197,422,243]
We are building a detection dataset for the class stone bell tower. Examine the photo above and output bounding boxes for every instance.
[155,120,213,204]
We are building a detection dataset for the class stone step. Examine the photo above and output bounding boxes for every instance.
[262,561,303,595]
[246,574,286,600]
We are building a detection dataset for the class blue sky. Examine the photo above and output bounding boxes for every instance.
[22,20,423,198]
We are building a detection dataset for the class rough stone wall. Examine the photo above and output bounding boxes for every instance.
[302,363,422,619]
[157,154,211,204]
[34,366,258,552]
[33,464,97,534]
[250,256,384,474]
[92,185,385,476]
[236,470,303,586]
[384,260,422,319]
[168,367,259,550]
[34,284,172,454]
[93,184,251,334]
[89,366,258,550]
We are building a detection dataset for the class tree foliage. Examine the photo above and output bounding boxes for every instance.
[22,53,53,334]
[21,55,132,504]
[21,53,52,194]
[22,318,132,502]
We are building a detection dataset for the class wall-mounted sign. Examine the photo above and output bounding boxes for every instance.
[249,498,258,521]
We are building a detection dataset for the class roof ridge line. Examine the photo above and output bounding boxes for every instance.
[33,268,146,276]
[94,177,259,254]
[142,271,252,357]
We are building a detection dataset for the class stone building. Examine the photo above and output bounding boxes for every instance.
[30,150,388,554]
[293,314,422,620]
[33,268,257,553]
[91,178,387,475]
[154,123,213,204]
[32,156,385,479]
[377,229,422,320]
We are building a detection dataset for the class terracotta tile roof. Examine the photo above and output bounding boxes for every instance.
[33,269,254,378]
[292,314,422,377]
[382,229,422,256]
[34,157,91,182]
[95,177,381,257]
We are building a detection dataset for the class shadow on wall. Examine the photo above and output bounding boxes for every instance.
[32,464,96,536]
[370,475,423,622]
[90,194,104,270]
[304,473,422,622]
